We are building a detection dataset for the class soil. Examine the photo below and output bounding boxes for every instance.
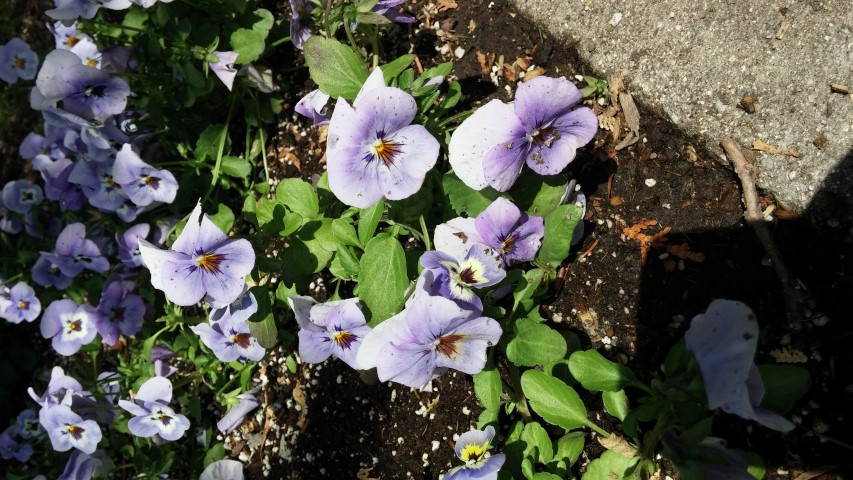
[2,0,851,479]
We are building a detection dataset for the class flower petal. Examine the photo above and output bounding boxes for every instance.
[513,76,582,132]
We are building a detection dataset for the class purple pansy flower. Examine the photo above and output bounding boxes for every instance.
[201,459,245,480]
[419,246,506,312]
[37,157,84,210]
[116,223,150,268]
[288,296,372,370]
[36,49,130,122]
[0,197,23,234]
[685,300,795,432]
[356,293,502,389]
[449,76,598,192]
[434,197,544,267]
[93,280,145,346]
[70,37,102,69]
[31,255,74,289]
[373,0,416,23]
[58,449,104,480]
[209,51,239,91]
[50,21,91,50]
[151,345,178,378]
[289,0,314,50]
[118,377,190,443]
[217,388,260,434]
[40,299,98,356]
[190,310,265,362]
[16,409,41,440]
[112,144,178,207]
[326,68,439,208]
[0,38,39,84]
[294,89,331,125]
[2,180,43,214]
[0,281,41,324]
[69,159,129,212]
[47,0,132,21]
[444,426,506,480]
[208,287,257,322]
[41,223,110,278]
[138,201,256,306]
[28,366,84,407]
[0,429,33,462]
[41,404,102,454]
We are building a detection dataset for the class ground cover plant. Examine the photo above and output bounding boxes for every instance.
[0,0,831,478]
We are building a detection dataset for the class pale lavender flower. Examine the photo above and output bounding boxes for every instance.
[15,409,41,440]
[151,345,177,378]
[288,296,371,370]
[0,38,39,84]
[69,158,129,212]
[443,426,505,480]
[50,21,91,50]
[685,299,795,432]
[190,311,265,362]
[112,144,178,207]
[116,223,150,268]
[327,68,439,208]
[373,0,416,23]
[294,89,331,125]
[449,76,598,191]
[41,404,102,454]
[58,449,103,480]
[41,223,110,277]
[138,202,255,306]
[28,366,85,407]
[40,299,98,356]
[31,255,74,289]
[118,377,190,443]
[208,288,257,323]
[217,388,260,433]
[209,51,239,91]
[289,0,314,50]
[0,427,33,462]
[434,197,544,267]
[0,281,41,324]
[356,293,501,389]
[93,280,145,346]
[70,37,102,68]
[201,459,245,480]
[20,127,68,161]
[36,49,130,122]
[0,197,23,234]
[2,180,43,214]
[131,0,175,7]
[47,0,132,21]
[419,246,505,312]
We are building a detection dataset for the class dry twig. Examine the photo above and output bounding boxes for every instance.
[721,137,802,323]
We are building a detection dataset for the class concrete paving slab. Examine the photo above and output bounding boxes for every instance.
[512,0,853,213]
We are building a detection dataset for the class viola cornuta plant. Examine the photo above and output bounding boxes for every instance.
[0,0,810,478]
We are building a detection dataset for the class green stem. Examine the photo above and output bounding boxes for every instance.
[419,215,431,251]
[385,220,426,246]
[506,363,532,421]
[342,15,365,61]
[0,273,23,286]
[270,35,292,47]
[204,99,236,200]
[323,0,333,37]
[438,109,475,128]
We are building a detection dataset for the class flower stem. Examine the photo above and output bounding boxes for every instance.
[204,98,236,200]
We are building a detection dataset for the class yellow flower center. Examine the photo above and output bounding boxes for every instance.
[460,440,489,462]
[331,330,356,349]
[195,253,224,273]
[372,139,401,166]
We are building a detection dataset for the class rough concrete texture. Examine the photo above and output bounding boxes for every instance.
[512,0,853,213]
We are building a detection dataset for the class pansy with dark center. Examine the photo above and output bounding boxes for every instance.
[41,223,109,278]
[0,281,41,324]
[357,292,502,390]
[190,309,265,363]
[0,38,39,84]
[419,245,506,312]
[112,144,178,207]
[69,159,130,212]
[93,280,145,347]
[138,201,255,306]
[326,68,439,208]
[289,296,372,370]
[443,426,506,480]
[449,75,598,192]
[40,298,98,356]
[2,180,43,214]
[118,377,190,443]
[41,404,102,454]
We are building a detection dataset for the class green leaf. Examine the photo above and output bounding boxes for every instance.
[356,11,392,24]
[358,200,384,246]
[510,173,569,217]
[521,421,554,463]
[195,124,226,162]
[330,246,360,280]
[442,171,501,217]
[230,28,266,64]
[380,54,416,83]
[473,363,502,411]
[276,178,319,219]
[274,281,298,306]
[332,218,361,248]
[568,350,637,392]
[758,364,810,414]
[582,450,640,480]
[506,318,567,366]
[734,449,766,480]
[537,203,583,268]
[359,234,408,325]
[203,443,226,466]
[553,432,585,468]
[303,36,369,100]
[477,408,499,429]
[512,269,544,315]
[220,155,252,179]
[250,8,274,36]
[247,286,277,348]
[441,80,462,110]
[532,474,562,480]
[208,204,235,233]
[521,370,590,431]
[602,390,630,421]
[356,0,380,13]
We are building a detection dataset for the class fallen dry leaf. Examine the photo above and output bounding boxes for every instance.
[753,139,800,158]
[598,434,639,459]
[792,465,839,480]
[619,92,641,132]
[608,70,625,106]
[357,466,381,480]
[522,66,545,81]
[476,50,490,76]
[666,243,705,262]
[830,83,849,94]
[436,0,458,11]
[623,219,671,263]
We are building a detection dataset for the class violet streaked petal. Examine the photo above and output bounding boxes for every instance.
[297,328,334,363]
[377,124,439,200]
[513,76,582,132]
[354,86,418,144]
[160,257,207,306]
[171,202,227,255]
[481,138,527,192]
[216,390,260,434]
[135,376,172,404]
